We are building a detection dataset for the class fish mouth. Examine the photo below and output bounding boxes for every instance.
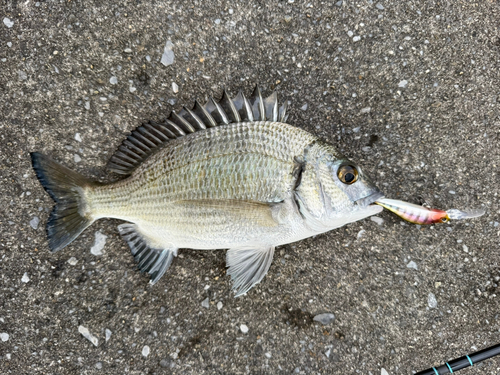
[356,191,385,208]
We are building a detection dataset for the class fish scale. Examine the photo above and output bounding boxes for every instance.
[30,86,383,296]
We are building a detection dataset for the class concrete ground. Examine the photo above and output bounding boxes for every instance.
[1,0,499,374]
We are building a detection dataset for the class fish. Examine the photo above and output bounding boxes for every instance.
[375,198,485,225]
[30,86,384,296]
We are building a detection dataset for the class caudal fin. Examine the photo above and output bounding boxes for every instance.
[30,152,98,252]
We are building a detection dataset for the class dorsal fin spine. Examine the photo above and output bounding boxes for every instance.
[171,111,196,133]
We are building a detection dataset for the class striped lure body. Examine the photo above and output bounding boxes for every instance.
[375,198,485,225]
[375,198,449,224]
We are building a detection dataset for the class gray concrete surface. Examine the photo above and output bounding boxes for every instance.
[1,0,499,374]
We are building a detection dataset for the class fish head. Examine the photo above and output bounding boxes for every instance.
[295,141,384,232]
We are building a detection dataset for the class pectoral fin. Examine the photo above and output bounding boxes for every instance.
[118,224,177,284]
[226,245,275,297]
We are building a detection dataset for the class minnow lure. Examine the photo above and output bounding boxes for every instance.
[375,198,485,225]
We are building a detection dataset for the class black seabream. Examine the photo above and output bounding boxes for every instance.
[31,87,383,296]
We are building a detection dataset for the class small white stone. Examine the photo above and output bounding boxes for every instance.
[347,30,353,37]
[353,36,361,42]
[360,107,371,114]
[129,86,137,93]
[142,345,150,357]
[217,301,223,310]
[265,352,272,358]
[240,324,249,333]
[75,133,82,142]
[398,80,408,88]
[381,369,389,375]
[406,261,418,270]
[357,229,366,239]
[7,42,12,47]
[3,17,14,28]
[74,154,81,163]
[370,216,384,225]
[110,76,118,85]
[30,216,40,230]
[0,333,9,342]
[449,190,456,195]
[21,272,30,283]
[78,325,98,346]
[172,82,179,93]
[105,329,112,342]
[84,101,90,110]
[161,40,175,66]
[67,257,78,265]
[201,297,209,309]
[301,104,308,111]
[428,293,438,309]
[90,231,107,256]
[124,48,132,53]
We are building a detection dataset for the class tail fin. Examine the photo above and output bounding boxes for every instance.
[30,152,98,252]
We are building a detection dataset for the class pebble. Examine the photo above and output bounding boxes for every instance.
[7,42,12,47]
[30,216,40,230]
[357,229,366,239]
[22,273,30,283]
[360,107,371,114]
[406,261,418,270]
[428,293,438,309]
[3,17,14,28]
[129,86,137,93]
[167,98,177,105]
[370,216,384,225]
[265,352,272,358]
[301,104,308,111]
[201,297,209,309]
[90,231,107,256]
[347,30,353,37]
[398,80,408,88]
[18,70,27,81]
[376,3,385,10]
[75,133,82,142]
[105,329,112,342]
[109,76,118,85]
[0,333,9,342]
[78,325,98,346]
[84,101,90,110]
[142,345,150,357]
[124,48,132,53]
[161,40,175,66]
[240,324,249,333]
[381,369,389,375]
[313,313,335,325]
[95,362,102,369]
[67,257,78,265]
[172,82,179,93]
[449,190,456,195]
[217,301,223,310]
[353,36,361,42]
[74,154,81,163]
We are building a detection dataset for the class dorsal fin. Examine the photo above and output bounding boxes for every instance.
[107,86,289,175]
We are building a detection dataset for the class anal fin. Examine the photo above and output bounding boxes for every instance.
[226,245,275,297]
[118,224,177,284]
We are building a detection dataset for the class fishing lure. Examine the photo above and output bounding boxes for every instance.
[375,198,485,225]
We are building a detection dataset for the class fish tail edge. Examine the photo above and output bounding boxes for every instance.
[30,152,97,252]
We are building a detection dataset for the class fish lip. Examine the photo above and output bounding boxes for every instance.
[356,191,385,208]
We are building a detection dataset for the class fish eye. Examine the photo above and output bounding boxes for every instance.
[441,217,448,223]
[337,165,358,184]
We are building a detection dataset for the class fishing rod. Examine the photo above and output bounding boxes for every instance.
[415,342,500,374]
